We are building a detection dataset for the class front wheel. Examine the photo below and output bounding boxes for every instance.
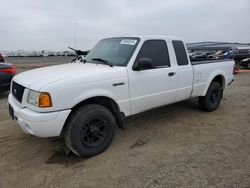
[198,82,223,112]
[65,104,116,157]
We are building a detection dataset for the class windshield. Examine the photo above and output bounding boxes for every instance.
[85,37,140,66]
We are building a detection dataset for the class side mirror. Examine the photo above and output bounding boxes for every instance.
[133,58,153,71]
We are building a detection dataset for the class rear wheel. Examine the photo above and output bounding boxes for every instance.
[198,82,222,112]
[65,104,116,157]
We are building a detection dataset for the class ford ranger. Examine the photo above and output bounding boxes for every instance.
[8,36,235,157]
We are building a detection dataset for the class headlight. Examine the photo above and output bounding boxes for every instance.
[27,90,52,108]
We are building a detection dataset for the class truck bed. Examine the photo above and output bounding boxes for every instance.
[191,59,232,65]
[191,59,234,97]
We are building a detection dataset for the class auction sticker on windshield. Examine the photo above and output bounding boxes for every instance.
[120,39,137,45]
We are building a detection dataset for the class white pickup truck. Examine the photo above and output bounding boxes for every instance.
[8,36,235,157]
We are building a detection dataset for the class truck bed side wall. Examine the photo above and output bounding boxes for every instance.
[191,61,234,97]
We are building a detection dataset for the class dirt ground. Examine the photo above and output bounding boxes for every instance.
[0,57,250,188]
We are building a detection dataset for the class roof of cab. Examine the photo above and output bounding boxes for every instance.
[108,35,183,41]
[128,35,183,41]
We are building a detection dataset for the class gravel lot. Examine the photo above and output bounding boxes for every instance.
[0,57,250,188]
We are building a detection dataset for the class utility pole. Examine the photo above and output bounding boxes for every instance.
[74,18,77,48]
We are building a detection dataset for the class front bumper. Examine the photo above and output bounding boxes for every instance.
[8,94,71,137]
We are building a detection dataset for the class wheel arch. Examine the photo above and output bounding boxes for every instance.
[212,75,225,88]
[202,73,226,96]
[61,96,125,136]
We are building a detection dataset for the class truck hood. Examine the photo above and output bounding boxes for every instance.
[13,63,127,91]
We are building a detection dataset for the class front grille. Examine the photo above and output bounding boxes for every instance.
[12,81,25,103]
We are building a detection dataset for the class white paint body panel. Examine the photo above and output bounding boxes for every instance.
[8,35,234,137]
[128,66,178,114]
[12,63,130,115]
[8,94,71,137]
[191,61,234,97]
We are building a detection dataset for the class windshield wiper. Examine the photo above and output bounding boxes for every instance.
[68,47,89,63]
[91,58,113,67]
[68,47,90,56]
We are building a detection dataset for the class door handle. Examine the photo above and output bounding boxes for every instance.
[168,72,176,77]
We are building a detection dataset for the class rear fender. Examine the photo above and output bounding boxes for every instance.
[201,71,226,96]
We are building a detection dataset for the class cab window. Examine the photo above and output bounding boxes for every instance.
[172,40,189,66]
[135,40,170,69]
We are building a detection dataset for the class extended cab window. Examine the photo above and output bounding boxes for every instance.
[135,40,170,68]
[172,40,189,66]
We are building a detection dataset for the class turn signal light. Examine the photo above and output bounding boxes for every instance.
[39,93,52,108]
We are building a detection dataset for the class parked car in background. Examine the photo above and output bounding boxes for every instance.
[241,58,250,69]
[189,52,211,61]
[207,50,227,60]
[232,47,250,61]
[0,63,16,92]
[0,53,5,62]
[230,47,250,68]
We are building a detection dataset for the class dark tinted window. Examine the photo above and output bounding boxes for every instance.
[172,40,189,66]
[136,40,170,68]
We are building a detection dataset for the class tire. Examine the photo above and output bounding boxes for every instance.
[198,82,223,112]
[65,104,116,157]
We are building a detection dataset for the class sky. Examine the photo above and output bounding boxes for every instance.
[0,0,249,51]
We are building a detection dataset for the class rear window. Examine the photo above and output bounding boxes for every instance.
[172,40,189,66]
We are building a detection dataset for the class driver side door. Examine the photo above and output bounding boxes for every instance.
[128,39,178,114]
